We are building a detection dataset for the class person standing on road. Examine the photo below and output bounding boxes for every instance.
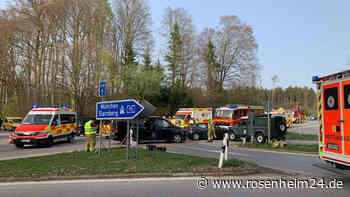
[85,119,97,152]
[207,119,216,142]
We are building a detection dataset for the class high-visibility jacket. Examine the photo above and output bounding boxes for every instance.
[180,120,185,128]
[85,120,96,135]
[103,124,111,134]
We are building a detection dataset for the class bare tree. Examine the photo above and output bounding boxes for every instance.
[214,15,259,90]
[161,7,196,88]
[112,0,153,95]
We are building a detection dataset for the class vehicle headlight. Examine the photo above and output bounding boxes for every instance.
[33,131,47,136]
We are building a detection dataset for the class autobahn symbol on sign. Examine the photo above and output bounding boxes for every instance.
[96,99,144,120]
[99,81,106,97]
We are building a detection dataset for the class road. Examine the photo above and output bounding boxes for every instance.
[1,127,350,195]
[0,176,348,197]
[0,131,121,160]
[288,120,318,135]
[166,141,350,177]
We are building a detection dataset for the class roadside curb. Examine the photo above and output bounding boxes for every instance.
[232,146,318,157]
[0,166,290,183]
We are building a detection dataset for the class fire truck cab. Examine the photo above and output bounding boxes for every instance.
[313,70,350,169]
[10,105,77,148]
[214,105,264,126]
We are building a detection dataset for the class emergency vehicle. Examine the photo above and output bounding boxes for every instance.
[214,105,264,126]
[9,105,78,148]
[173,108,212,127]
[313,70,350,169]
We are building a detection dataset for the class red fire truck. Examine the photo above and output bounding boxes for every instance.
[313,70,350,169]
[214,105,264,126]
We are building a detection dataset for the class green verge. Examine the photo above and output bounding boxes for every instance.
[0,147,257,179]
[286,132,318,141]
[238,143,318,154]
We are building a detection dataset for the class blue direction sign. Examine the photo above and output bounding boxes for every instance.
[96,99,144,120]
[99,81,106,97]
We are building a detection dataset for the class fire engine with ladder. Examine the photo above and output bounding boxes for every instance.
[313,70,350,169]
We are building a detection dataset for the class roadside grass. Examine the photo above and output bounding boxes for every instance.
[286,132,318,141]
[0,147,256,179]
[238,143,318,154]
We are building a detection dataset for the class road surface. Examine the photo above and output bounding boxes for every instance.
[1,129,350,195]
[0,176,348,197]
[0,131,120,160]
[288,120,318,135]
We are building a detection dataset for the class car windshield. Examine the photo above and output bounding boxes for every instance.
[215,110,232,118]
[175,115,186,119]
[22,114,52,125]
[9,119,22,123]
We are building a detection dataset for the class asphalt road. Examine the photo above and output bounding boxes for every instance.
[288,120,318,135]
[0,176,348,197]
[1,125,350,196]
[166,142,350,177]
[0,131,120,160]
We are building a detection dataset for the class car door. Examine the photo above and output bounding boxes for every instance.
[196,123,208,138]
[142,119,156,140]
[155,119,174,140]
[51,114,61,135]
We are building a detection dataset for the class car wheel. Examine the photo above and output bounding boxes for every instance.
[333,162,349,170]
[279,123,287,132]
[47,136,54,147]
[255,133,265,144]
[229,133,236,141]
[15,143,24,148]
[67,134,74,143]
[192,133,200,140]
[173,134,182,143]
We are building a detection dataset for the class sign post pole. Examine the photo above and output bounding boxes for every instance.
[136,119,139,160]
[126,120,129,160]
[98,81,106,156]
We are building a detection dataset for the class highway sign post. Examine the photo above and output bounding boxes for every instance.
[96,99,144,120]
[96,99,144,159]
[99,81,106,97]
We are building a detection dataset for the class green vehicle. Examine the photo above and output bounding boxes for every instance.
[230,115,287,143]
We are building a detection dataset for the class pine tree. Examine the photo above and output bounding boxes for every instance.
[165,23,182,87]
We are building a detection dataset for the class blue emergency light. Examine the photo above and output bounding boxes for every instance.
[52,105,57,108]
[312,76,320,82]
[61,105,69,109]
[32,105,39,108]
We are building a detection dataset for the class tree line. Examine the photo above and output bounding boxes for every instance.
[0,0,316,117]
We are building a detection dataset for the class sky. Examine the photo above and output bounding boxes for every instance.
[1,0,350,89]
[148,0,350,89]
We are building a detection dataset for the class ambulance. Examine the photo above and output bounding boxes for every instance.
[10,105,78,148]
[313,70,350,169]
[173,108,212,127]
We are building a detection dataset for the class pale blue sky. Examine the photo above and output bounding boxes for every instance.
[1,0,349,89]
[149,0,350,89]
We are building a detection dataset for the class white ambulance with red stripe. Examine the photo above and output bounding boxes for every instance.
[313,70,350,169]
[10,105,78,148]
[174,108,212,126]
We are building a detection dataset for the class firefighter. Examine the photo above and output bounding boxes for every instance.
[207,119,216,142]
[85,119,97,152]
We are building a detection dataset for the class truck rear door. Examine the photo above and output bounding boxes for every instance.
[341,79,350,156]
[322,82,342,154]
